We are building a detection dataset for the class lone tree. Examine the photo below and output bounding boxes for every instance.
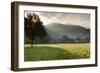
[24,12,47,46]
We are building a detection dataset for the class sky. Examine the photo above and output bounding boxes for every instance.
[25,11,90,29]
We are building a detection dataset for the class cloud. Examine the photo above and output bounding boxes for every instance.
[25,11,90,28]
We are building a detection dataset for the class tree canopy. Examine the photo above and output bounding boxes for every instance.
[24,13,47,45]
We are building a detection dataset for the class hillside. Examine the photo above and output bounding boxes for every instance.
[44,23,90,43]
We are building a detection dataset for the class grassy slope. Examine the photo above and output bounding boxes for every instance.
[24,43,90,61]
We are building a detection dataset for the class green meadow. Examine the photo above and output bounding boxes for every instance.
[24,43,90,61]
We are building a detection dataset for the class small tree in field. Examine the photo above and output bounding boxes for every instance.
[24,13,47,46]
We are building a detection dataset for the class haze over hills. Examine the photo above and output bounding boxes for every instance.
[44,23,90,43]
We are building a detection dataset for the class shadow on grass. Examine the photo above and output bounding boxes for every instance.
[24,46,86,61]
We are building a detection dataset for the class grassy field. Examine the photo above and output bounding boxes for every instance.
[24,43,90,61]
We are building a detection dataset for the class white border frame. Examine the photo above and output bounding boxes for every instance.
[18,5,96,68]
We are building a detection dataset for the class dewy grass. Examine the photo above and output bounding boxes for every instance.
[24,43,90,61]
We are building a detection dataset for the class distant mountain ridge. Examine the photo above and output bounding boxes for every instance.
[44,23,90,43]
